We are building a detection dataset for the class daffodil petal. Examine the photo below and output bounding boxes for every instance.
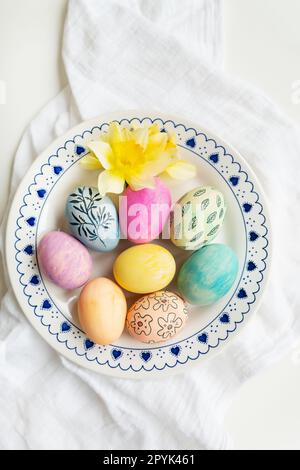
[127,173,156,191]
[87,141,114,169]
[147,132,168,152]
[165,160,197,179]
[98,132,109,143]
[80,153,102,170]
[109,121,125,144]
[98,170,125,196]
[148,124,161,135]
[132,127,149,150]
[166,129,177,149]
[141,151,174,176]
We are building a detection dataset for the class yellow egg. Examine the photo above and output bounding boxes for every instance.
[113,244,176,294]
[78,277,127,345]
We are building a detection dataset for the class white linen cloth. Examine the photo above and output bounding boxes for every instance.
[1,0,300,450]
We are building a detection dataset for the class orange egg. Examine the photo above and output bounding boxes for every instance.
[78,277,127,345]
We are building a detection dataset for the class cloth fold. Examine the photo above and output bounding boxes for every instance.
[0,0,300,450]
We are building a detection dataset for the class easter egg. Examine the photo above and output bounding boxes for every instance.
[119,177,171,244]
[177,244,238,305]
[66,186,119,252]
[113,244,176,294]
[126,291,188,343]
[38,231,92,289]
[78,277,127,345]
[171,186,226,250]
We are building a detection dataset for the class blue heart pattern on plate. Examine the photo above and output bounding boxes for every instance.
[42,299,51,310]
[170,346,181,356]
[229,176,239,186]
[84,339,95,350]
[141,351,152,362]
[209,153,219,164]
[61,322,71,333]
[249,231,259,242]
[243,202,253,213]
[247,261,257,271]
[220,313,230,324]
[24,245,34,255]
[37,189,46,199]
[26,217,36,227]
[75,145,86,156]
[30,275,40,285]
[237,288,247,299]
[111,349,122,360]
[53,166,63,175]
[198,333,208,343]
[186,137,196,148]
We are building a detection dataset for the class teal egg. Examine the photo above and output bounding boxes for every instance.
[177,244,238,305]
[66,186,120,252]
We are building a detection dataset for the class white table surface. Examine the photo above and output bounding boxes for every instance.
[1,0,300,450]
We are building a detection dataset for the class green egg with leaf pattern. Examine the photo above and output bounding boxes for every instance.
[170,186,226,250]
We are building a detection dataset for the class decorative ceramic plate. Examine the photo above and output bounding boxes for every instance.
[6,113,271,378]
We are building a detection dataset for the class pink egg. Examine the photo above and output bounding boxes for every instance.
[38,231,92,289]
[126,291,188,343]
[119,177,172,244]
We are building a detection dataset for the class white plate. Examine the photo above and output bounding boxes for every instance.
[6,112,271,378]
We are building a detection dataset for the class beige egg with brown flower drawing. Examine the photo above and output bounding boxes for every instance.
[126,291,188,344]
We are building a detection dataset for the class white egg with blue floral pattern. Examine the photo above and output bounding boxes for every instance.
[126,291,188,343]
[66,186,120,252]
[171,186,226,250]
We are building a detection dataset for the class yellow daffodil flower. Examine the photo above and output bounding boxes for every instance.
[80,122,196,196]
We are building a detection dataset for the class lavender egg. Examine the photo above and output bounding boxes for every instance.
[37,231,92,289]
